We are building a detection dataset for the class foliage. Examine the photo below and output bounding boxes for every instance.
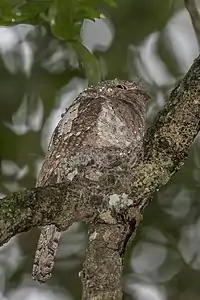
[0,0,115,37]
[0,0,116,84]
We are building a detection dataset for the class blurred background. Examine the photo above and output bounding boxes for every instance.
[1,0,200,299]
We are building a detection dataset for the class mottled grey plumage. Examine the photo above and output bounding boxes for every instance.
[32,79,148,283]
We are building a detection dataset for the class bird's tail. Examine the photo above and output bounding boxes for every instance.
[32,225,61,283]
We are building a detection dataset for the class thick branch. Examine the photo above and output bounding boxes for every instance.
[1,56,200,300]
[0,181,96,246]
[81,223,131,300]
[130,54,200,208]
[1,56,200,244]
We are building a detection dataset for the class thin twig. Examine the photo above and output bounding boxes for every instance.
[185,0,200,46]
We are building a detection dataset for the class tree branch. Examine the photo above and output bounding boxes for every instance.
[130,54,200,208]
[185,0,200,46]
[0,180,97,246]
[1,55,200,299]
[81,223,130,300]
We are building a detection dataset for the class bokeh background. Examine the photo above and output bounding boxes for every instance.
[1,0,200,299]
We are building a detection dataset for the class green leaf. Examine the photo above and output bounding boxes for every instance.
[49,0,78,40]
[104,0,116,7]
[74,6,101,21]
[17,1,50,16]
[0,0,51,25]
[71,41,101,85]
[0,0,117,43]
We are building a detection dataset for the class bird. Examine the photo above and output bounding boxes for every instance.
[32,79,148,283]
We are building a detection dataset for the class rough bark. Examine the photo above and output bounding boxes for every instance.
[1,55,200,299]
[0,180,96,246]
[130,55,200,208]
[81,223,128,300]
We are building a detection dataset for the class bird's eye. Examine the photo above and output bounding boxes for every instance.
[116,84,127,89]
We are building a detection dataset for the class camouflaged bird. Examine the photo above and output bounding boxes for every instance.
[32,79,148,283]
